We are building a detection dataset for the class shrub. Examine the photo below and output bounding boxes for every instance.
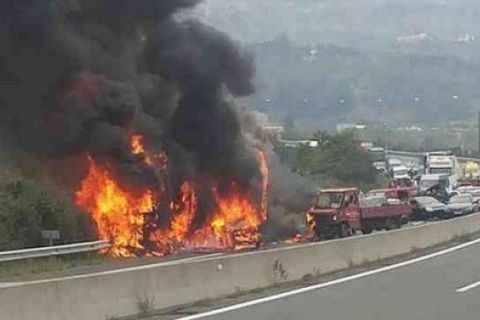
[0,171,94,250]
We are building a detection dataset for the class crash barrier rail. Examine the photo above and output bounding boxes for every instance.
[2,213,480,320]
[387,150,423,157]
[0,240,110,263]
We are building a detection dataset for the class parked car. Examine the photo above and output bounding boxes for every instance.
[447,194,476,217]
[460,187,480,204]
[410,196,448,220]
[470,189,480,203]
[386,158,402,173]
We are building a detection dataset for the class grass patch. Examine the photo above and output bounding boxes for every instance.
[0,252,108,279]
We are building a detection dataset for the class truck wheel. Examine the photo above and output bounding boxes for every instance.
[394,217,403,229]
[339,223,350,238]
[361,225,373,235]
[385,218,396,231]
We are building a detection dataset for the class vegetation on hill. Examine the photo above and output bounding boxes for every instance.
[197,0,480,127]
[275,131,378,188]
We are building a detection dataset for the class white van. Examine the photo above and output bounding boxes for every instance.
[419,174,457,194]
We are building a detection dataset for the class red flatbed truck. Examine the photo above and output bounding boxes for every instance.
[306,187,412,238]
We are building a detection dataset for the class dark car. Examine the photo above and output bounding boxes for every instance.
[410,196,448,220]
[447,194,476,217]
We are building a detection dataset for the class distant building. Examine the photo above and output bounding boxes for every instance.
[396,126,423,132]
[457,33,475,43]
[336,123,367,133]
[263,126,285,142]
[264,125,285,134]
[396,33,428,44]
[279,139,318,148]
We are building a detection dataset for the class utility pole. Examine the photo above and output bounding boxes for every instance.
[478,111,480,154]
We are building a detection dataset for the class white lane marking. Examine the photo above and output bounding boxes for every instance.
[456,280,480,293]
[0,253,224,289]
[176,237,480,320]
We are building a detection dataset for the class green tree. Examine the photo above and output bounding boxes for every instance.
[286,131,376,187]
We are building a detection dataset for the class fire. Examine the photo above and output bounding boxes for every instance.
[130,134,154,165]
[285,234,305,244]
[75,157,154,257]
[131,135,146,155]
[169,181,198,241]
[306,210,316,235]
[190,182,264,250]
[257,150,269,221]
[76,135,269,257]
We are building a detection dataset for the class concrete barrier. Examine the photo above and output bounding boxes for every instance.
[2,213,480,320]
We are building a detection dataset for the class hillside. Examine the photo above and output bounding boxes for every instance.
[196,0,480,47]
[192,0,480,127]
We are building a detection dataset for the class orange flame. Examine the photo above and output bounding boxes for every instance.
[75,157,154,257]
[257,150,269,222]
[76,135,269,257]
[170,181,198,241]
[187,182,264,250]
[130,134,154,165]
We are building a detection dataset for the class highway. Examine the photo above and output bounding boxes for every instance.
[2,214,480,320]
[0,221,432,288]
[177,237,480,320]
[0,221,427,285]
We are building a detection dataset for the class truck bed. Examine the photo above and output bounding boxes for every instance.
[360,203,411,220]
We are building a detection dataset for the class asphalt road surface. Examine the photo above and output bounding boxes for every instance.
[177,238,480,320]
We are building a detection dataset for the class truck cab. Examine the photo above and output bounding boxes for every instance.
[419,173,456,195]
[424,151,461,179]
[306,188,361,238]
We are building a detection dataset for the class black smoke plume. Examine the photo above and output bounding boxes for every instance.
[0,0,256,181]
[0,0,263,235]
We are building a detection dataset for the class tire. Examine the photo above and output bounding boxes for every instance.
[394,217,403,229]
[385,218,394,231]
[339,223,350,238]
[385,218,400,231]
[361,224,373,235]
[441,211,452,220]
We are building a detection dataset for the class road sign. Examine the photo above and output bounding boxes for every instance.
[41,230,61,246]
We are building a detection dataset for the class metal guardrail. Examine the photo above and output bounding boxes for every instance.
[387,150,423,157]
[387,150,480,165]
[0,240,111,263]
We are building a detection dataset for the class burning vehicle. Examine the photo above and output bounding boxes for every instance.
[0,0,269,257]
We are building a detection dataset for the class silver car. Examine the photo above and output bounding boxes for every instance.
[447,194,476,216]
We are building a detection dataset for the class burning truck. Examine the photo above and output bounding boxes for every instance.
[75,138,269,257]
[0,1,269,257]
